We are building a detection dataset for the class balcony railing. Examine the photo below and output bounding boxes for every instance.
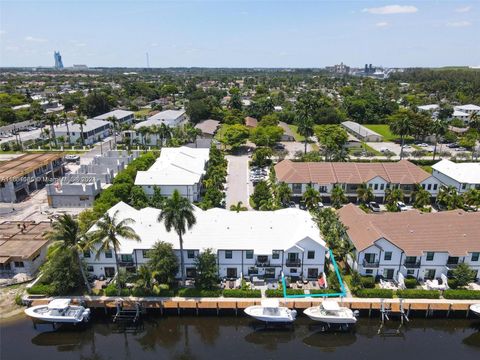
[118,261,134,267]
[404,260,421,269]
[446,261,463,269]
[362,259,379,268]
[255,260,271,267]
[286,259,301,267]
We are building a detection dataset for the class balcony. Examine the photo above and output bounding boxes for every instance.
[404,260,421,269]
[286,259,301,267]
[446,261,463,269]
[118,260,134,267]
[362,259,379,268]
[255,259,270,267]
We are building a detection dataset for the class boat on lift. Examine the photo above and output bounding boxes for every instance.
[470,304,480,317]
[24,298,91,324]
[304,301,358,325]
[244,299,297,323]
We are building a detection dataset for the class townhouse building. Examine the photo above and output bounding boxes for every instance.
[55,119,112,145]
[338,204,480,281]
[93,109,135,125]
[274,159,441,203]
[83,202,327,281]
[432,159,480,193]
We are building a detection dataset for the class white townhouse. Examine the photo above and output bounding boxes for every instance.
[454,104,480,117]
[275,159,442,204]
[432,159,480,193]
[134,146,210,201]
[338,204,480,281]
[83,202,327,281]
[94,109,135,125]
[54,119,112,145]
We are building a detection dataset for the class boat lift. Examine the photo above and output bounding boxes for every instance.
[378,298,409,336]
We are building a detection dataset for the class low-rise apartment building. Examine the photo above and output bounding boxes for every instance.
[83,202,327,280]
[432,159,480,193]
[55,119,112,145]
[0,153,65,203]
[338,204,480,281]
[93,110,135,125]
[274,159,441,203]
[341,121,383,142]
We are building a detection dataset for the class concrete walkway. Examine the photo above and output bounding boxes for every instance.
[225,155,253,210]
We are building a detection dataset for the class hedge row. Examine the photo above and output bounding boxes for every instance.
[355,289,395,298]
[444,290,480,300]
[26,284,55,296]
[396,289,440,299]
[177,288,223,297]
[266,289,303,297]
[404,278,418,289]
[223,289,262,298]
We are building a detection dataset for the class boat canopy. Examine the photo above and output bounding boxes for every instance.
[261,299,280,308]
[47,299,71,310]
[322,301,340,311]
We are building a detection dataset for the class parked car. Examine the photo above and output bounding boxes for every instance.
[369,202,381,212]
[447,143,460,148]
[397,201,408,211]
[317,202,324,209]
[289,201,296,208]
[418,143,429,147]
[455,147,467,152]
[273,143,285,150]
[299,201,307,210]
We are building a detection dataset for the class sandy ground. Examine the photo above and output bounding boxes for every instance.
[0,284,27,324]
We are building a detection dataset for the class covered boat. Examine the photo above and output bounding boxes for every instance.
[244,299,297,323]
[304,301,357,325]
[24,299,91,324]
[470,304,480,317]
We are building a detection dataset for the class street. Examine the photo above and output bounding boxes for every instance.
[225,154,253,210]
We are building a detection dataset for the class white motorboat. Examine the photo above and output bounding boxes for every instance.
[244,299,297,323]
[470,304,480,317]
[24,299,91,324]
[304,301,357,325]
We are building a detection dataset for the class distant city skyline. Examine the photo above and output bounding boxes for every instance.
[0,1,479,68]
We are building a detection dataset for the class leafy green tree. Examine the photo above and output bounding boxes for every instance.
[230,201,248,212]
[149,186,164,209]
[275,182,292,206]
[89,210,140,293]
[158,190,197,284]
[135,265,155,293]
[259,114,279,127]
[452,263,476,287]
[161,84,178,105]
[251,180,272,209]
[41,247,83,295]
[129,185,149,209]
[195,249,219,290]
[186,99,212,124]
[251,147,273,167]
[431,119,449,160]
[385,188,404,211]
[302,185,321,211]
[463,189,480,210]
[389,108,416,159]
[350,270,363,293]
[356,183,374,204]
[249,125,284,147]
[46,214,91,294]
[315,125,349,161]
[79,91,114,117]
[147,241,179,285]
[330,185,347,209]
[296,114,314,154]
[219,124,250,150]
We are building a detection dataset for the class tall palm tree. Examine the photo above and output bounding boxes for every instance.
[356,183,374,204]
[106,115,118,149]
[158,123,172,148]
[463,188,480,210]
[412,185,431,209]
[60,111,72,147]
[74,115,87,146]
[89,210,140,293]
[158,190,196,284]
[431,119,449,160]
[389,108,416,160]
[302,185,321,211]
[296,114,314,154]
[137,126,150,147]
[230,201,248,212]
[385,187,404,207]
[46,214,92,294]
[468,111,480,131]
[275,181,292,206]
[437,185,464,210]
[45,113,58,148]
[330,185,347,209]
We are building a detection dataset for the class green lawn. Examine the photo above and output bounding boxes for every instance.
[288,124,305,142]
[134,108,151,119]
[363,124,397,141]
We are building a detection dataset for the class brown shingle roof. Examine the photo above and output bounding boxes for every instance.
[0,153,64,182]
[194,119,220,135]
[245,117,258,128]
[274,160,430,185]
[338,204,480,256]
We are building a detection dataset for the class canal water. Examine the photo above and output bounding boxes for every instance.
[1,314,480,360]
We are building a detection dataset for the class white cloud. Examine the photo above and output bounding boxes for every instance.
[363,5,418,15]
[24,36,47,43]
[447,20,472,27]
[455,6,471,13]
[376,21,389,27]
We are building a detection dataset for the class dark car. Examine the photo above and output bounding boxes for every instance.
[289,201,296,208]
[299,201,307,210]
[369,201,381,212]
[273,143,285,150]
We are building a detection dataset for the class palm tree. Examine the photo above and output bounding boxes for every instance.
[74,115,87,146]
[302,185,321,211]
[137,126,150,147]
[389,109,416,159]
[296,114,314,154]
[437,185,463,210]
[106,115,118,149]
[158,123,172,148]
[463,188,480,210]
[330,185,347,209]
[275,182,292,206]
[412,185,431,209]
[158,190,196,284]
[88,210,140,293]
[60,111,71,147]
[46,214,92,294]
[43,127,52,148]
[136,265,155,293]
[45,113,58,148]
[356,183,374,204]
[230,201,248,212]
[385,187,404,207]
[431,119,449,160]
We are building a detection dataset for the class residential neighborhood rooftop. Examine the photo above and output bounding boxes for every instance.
[0,153,64,182]
[341,121,382,137]
[338,204,480,256]
[55,119,111,133]
[194,119,220,135]
[432,159,480,184]
[93,109,134,120]
[134,109,185,129]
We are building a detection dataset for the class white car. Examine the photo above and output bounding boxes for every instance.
[397,201,408,211]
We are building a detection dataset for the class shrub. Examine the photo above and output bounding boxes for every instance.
[104,283,118,296]
[404,278,418,289]
[223,289,262,298]
[309,289,338,295]
[26,284,55,295]
[444,290,480,300]
[360,276,375,289]
[355,289,394,298]
[177,288,222,297]
[396,289,440,299]
[448,279,459,289]
[15,294,23,306]
[265,289,304,297]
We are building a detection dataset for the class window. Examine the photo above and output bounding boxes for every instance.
[187,250,195,259]
[14,261,24,268]
[364,253,376,263]
[290,268,297,273]
[292,183,302,194]
[226,267,237,278]
[186,267,196,278]
[83,250,91,258]
[365,269,373,275]
[245,250,253,259]
[121,254,133,263]
[272,250,280,260]
[368,184,373,189]
[472,253,479,262]
[380,184,385,190]
[307,268,318,278]
[407,270,415,276]
[374,183,378,190]
[248,267,258,275]
[426,252,434,261]
[307,251,315,259]
[142,250,150,258]
[433,184,438,190]
[386,184,391,189]
[384,252,392,261]
[319,186,327,193]
[225,250,232,259]
[383,269,394,279]
[105,249,113,258]
[462,183,467,190]
[422,184,426,189]
[427,184,432,190]
[31,253,40,262]
[87,266,94,272]
[425,269,436,280]
[447,256,459,265]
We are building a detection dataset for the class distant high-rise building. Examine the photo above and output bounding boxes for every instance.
[54,51,64,69]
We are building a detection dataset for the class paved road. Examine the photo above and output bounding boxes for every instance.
[0,128,43,145]
[225,155,253,210]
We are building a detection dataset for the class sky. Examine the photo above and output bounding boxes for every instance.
[0,0,479,68]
